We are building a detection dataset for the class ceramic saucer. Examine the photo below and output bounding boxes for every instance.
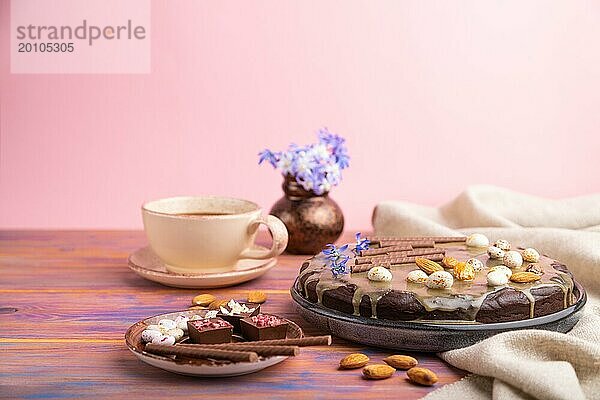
[125,309,303,377]
[128,246,277,288]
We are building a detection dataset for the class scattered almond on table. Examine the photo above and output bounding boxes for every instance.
[247,290,267,304]
[192,294,216,307]
[338,354,437,386]
[339,353,370,369]
[382,355,418,370]
[362,364,396,379]
[406,367,438,386]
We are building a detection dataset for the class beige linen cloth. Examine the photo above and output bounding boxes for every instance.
[372,185,600,400]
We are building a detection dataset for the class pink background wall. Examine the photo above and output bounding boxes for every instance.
[2,1,600,230]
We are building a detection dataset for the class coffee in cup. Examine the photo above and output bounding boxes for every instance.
[142,196,288,273]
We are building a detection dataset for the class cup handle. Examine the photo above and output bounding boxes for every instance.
[239,215,288,260]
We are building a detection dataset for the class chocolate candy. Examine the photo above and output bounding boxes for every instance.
[187,318,233,344]
[217,299,260,333]
[240,314,288,341]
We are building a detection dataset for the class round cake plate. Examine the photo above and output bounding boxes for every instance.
[125,309,303,377]
[128,246,277,289]
[290,281,586,352]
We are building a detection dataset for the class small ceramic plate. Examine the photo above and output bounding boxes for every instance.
[125,309,303,377]
[128,246,277,288]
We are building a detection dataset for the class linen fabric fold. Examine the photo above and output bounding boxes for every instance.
[372,185,600,400]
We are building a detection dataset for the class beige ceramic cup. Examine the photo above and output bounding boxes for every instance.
[142,196,288,273]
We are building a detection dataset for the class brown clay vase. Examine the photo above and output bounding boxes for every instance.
[270,175,344,254]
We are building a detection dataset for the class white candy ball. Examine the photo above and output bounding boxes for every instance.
[522,248,540,263]
[426,271,454,289]
[166,328,184,341]
[487,246,505,259]
[146,324,162,332]
[466,233,489,248]
[367,266,393,282]
[151,334,166,344]
[175,316,189,332]
[158,319,177,330]
[406,270,429,284]
[489,265,512,278]
[494,239,511,251]
[141,329,163,343]
[465,258,484,272]
[487,271,509,286]
[503,251,523,268]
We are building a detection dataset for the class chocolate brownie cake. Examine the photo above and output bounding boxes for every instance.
[293,235,576,323]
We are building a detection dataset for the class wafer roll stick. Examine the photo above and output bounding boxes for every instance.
[145,343,259,362]
[360,245,412,257]
[177,344,299,357]
[369,236,466,243]
[351,263,390,273]
[379,240,435,248]
[351,253,445,273]
[356,247,445,264]
[197,336,332,347]
[382,253,444,266]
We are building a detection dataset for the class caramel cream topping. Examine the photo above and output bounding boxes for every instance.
[298,242,573,322]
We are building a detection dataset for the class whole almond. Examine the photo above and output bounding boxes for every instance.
[339,353,369,369]
[340,353,369,369]
[192,294,216,307]
[510,271,541,283]
[407,367,438,386]
[362,364,396,379]
[247,290,267,304]
[208,299,229,310]
[526,264,544,275]
[453,262,475,281]
[415,257,444,275]
[383,355,418,370]
[442,256,459,269]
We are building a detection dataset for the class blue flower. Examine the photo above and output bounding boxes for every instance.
[258,149,279,168]
[322,243,350,277]
[259,128,349,194]
[353,232,370,254]
[276,151,295,175]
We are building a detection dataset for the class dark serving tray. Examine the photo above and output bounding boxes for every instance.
[290,280,586,352]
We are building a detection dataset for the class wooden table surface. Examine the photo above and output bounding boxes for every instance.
[0,230,466,399]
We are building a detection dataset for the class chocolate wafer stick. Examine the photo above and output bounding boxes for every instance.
[369,236,466,243]
[145,343,258,362]
[356,247,445,264]
[379,240,435,248]
[197,336,332,347]
[356,247,446,264]
[351,263,390,273]
[177,344,299,357]
[360,245,412,257]
[351,253,445,273]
